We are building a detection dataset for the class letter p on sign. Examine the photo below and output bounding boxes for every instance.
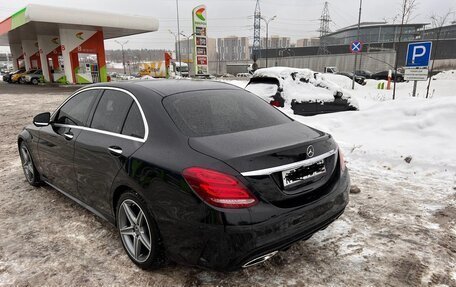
[412,46,426,64]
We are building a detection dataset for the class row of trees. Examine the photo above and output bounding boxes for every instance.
[105,49,169,64]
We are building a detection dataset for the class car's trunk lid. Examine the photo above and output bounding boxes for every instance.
[188,121,339,206]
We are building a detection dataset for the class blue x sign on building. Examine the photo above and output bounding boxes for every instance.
[406,41,432,67]
[350,40,362,53]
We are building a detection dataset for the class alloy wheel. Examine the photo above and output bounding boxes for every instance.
[118,199,152,263]
[20,146,34,183]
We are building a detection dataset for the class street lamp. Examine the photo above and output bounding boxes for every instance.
[180,32,196,72]
[114,40,128,75]
[169,29,178,52]
[175,0,182,76]
[169,29,185,76]
[260,15,276,68]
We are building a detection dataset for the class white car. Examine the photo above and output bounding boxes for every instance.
[245,67,358,116]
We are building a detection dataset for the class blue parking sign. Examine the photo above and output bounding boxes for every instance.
[406,42,432,67]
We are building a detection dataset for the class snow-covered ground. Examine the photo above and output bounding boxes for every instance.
[226,71,456,173]
[0,75,455,286]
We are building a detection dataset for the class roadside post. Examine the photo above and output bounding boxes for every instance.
[350,40,363,90]
[404,42,432,97]
[387,70,392,90]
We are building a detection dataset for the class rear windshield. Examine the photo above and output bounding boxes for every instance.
[163,89,292,137]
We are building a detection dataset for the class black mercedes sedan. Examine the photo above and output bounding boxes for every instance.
[18,80,350,271]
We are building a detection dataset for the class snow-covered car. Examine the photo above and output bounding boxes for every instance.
[245,67,358,116]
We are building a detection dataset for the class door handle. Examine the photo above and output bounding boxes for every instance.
[64,132,74,140]
[108,146,123,155]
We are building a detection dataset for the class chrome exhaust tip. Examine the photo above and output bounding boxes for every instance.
[242,251,278,268]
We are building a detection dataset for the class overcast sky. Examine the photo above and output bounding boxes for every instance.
[0,0,454,52]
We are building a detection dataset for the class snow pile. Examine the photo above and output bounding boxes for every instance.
[321,73,362,90]
[247,67,358,108]
[432,70,456,80]
[293,96,456,171]
[140,75,156,80]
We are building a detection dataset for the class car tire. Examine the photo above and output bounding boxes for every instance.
[19,142,41,186]
[116,191,163,270]
[32,78,39,85]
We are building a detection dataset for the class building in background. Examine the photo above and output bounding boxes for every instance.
[323,22,427,45]
[217,36,250,61]
[296,38,320,47]
[422,22,456,40]
[261,36,290,49]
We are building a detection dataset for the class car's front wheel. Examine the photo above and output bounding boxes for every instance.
[31,78,39,85]
[19,142,41,186]
[116,192,162,269]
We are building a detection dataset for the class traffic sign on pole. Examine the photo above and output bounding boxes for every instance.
[350,40,363,53]
[405,41,432,67]
[404,41,432,82]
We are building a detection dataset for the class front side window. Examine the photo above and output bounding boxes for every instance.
[56,90,99,126]
[91,90,133,134]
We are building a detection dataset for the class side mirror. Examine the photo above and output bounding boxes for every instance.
[33,112,51,127]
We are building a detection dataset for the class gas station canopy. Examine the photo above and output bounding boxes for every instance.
[0,4,159,45]
[0,4,159,84]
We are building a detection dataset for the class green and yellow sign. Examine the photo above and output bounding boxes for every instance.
[192,5,208,75]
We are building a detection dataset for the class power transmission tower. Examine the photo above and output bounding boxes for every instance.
[252,0,261,60]
[317,1,331,55]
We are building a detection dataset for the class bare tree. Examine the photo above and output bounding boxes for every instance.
[392,0,419,100]
[425,10,454,98]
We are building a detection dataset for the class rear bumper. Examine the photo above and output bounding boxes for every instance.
[161,169,350,271]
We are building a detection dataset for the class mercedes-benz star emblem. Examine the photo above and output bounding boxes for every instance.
[307,145,315,158]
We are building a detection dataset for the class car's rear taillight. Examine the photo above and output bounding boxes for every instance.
[270,100,281,107]
[183,167,258,209]
[339,148,346,172]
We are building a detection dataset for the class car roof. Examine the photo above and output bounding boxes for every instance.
[88,79,240,97]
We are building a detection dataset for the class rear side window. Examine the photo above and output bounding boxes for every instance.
[56,90,99,126]
[163,89,292,137]
[91,90,133,133]
[122,103,145,139]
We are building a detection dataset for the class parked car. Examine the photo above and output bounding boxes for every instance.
[372,70,405,82]
[18,80,350,271]
[2,71,11,82]
[236,72,251,78]
[323,66,338,74]
[22,69,43,85]
[355,70,373,79]
[335,72,366,85]
[245,67,358,116]
[3,68,25,83]
[12,69,37,84]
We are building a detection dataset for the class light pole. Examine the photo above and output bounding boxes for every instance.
[175,0,182,76]
[351,0,362,90]
[180,32,195,72]
[169,29,179,52]
[114,40,128,75]
[260,15,276,68]
[5,52,10,70]
[169,29,184,75]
